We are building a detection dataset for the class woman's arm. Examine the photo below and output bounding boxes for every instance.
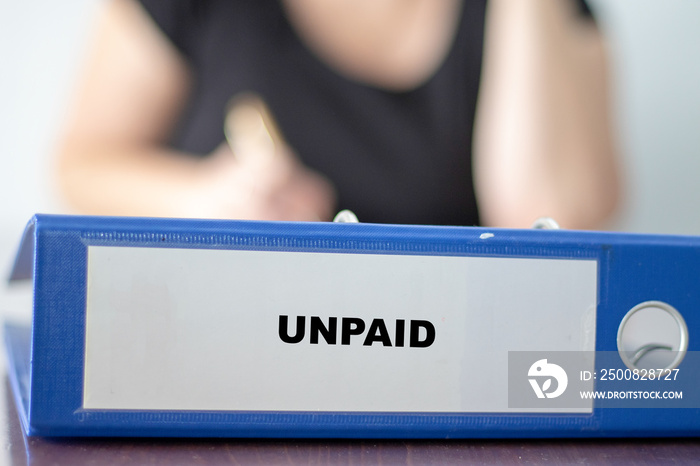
[55,0,334,221]
[473,0,621,229]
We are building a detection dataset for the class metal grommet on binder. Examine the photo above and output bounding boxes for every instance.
[617,301,689,370]
[531,217,560,230]
[333,210,359,223]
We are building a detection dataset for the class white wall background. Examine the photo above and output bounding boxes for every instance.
[1,0,98,258]
[593,0,700,235]
[0,0,699,317]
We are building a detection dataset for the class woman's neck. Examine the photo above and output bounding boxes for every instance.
[281,0,463,91]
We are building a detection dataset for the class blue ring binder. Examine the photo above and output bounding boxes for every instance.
[5,214,700,437]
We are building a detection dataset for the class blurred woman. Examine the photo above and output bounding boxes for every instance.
[55,0,620,228]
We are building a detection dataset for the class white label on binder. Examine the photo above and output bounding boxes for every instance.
[83,246,597,413]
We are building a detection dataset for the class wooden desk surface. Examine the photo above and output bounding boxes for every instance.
[2,381,699,466]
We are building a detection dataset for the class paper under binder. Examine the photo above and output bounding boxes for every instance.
[4,214,700,438]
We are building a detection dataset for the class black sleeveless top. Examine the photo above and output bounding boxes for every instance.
[138,0,590,226]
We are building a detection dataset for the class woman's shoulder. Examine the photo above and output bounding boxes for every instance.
[135,0,275,59]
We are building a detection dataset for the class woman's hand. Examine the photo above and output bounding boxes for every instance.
[188,140,336,222]
[186,94,336,221]
[56,0,335,222]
